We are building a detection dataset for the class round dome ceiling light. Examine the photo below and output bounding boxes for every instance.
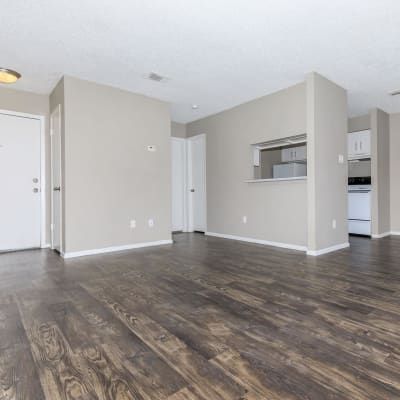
[0,68,21,84]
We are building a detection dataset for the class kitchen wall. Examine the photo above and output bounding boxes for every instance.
[306,72,348,253]
[51,76,172,254]
[348,114,370,132]
[171,121,187,138]
[259,148,282,179]
[371,108,391,236]
[187,82,308,248]
[0,86,51,244]
[390,112,400,233]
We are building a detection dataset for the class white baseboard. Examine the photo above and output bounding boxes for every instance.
[371,232,391,239]
[307,242,350,256]
[391,231,400,236]
[62,239,173,259]
[41,243,51,249]
[205,232,307,252]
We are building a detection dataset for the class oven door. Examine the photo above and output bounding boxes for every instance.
[348,190,371,221]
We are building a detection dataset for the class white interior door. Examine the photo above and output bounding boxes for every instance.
[171,138,186,232]
[50,105,62,252]
[188,134,206,232]
[0,113,41,251]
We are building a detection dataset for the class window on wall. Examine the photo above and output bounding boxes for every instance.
[253,134,307,180]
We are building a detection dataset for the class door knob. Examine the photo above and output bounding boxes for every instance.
[33,188,39,193]
[190,188,195,192]
[53,186,61,191]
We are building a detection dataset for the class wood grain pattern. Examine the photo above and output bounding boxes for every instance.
[1,233,400,399]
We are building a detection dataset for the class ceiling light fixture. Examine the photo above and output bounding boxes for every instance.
[390,89,400,96]
[192,104,199,110]
[0,68,21,84]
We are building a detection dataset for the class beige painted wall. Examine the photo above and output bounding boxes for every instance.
[348,114,370,132]
[56,76,171,253]
[390,112,400,232]
[370,109,391,236]
[187,82,308,247]
[0,86,51,244]
[171,121,187,138]
[307,73,348,252]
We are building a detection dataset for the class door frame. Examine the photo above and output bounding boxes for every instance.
[50,105,63,253]
[187,133,207,233]
[0,109,47,248]
[171,137,189,232]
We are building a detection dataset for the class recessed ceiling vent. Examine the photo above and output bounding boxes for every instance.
[147,72,168,82]
[390,89,400,96]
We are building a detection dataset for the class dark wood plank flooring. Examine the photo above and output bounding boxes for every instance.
[1,233,400,399]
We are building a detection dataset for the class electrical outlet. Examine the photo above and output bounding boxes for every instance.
[332,219,337,229]
[130,220,136,229]
[242,216,247,224]
[148,218,154,228]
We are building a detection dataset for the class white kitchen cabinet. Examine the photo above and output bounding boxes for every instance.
[348,130,371,159]
[281,145,307,162]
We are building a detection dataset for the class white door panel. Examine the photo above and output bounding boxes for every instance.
[51,105,62,251]
[189,135,206,232]
[0,113,41,251]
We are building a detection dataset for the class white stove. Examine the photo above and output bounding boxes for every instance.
[348,184,371,236]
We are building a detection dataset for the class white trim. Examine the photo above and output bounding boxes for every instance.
[0,109,47,248]
[205,231,307,252]
[62,239,173,259]
[371,232,391,239]
[41,243,51,249]
[307,242,350,256]
[391,231,400,236]
[245,176,307,183]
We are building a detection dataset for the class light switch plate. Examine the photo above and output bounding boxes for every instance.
[338,154,344,164]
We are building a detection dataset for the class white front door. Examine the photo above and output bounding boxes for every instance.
[0,113,41,251]
[171,138,186,232]
[188,134,206,232]
[51,105,62,252]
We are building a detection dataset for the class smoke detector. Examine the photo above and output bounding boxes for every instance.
[147,72,168,83]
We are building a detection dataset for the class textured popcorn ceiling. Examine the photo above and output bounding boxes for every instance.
[1,0,400,123]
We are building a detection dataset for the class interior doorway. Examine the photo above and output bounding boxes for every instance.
[0,110,45,251]
[188,134,207,233]
[50,105,62,252]
[171,133,207,234]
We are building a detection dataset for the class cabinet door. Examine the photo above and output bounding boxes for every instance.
[281,148,292,162]
[348,132,357,158]
[358,130,371,157]
[294,145,307,160]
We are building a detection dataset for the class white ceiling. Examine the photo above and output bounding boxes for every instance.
[1,0,400,123]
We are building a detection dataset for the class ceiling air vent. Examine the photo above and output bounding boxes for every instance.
[147,72,167,82]
[390,89,400,96]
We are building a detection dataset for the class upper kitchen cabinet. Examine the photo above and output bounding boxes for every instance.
[281,144,307,162]
[348,130,371,160]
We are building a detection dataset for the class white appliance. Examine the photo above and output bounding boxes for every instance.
[273,162,307,179]
[348,184,371,235]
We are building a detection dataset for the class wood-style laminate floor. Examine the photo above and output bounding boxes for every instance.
[1,233,400,399]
